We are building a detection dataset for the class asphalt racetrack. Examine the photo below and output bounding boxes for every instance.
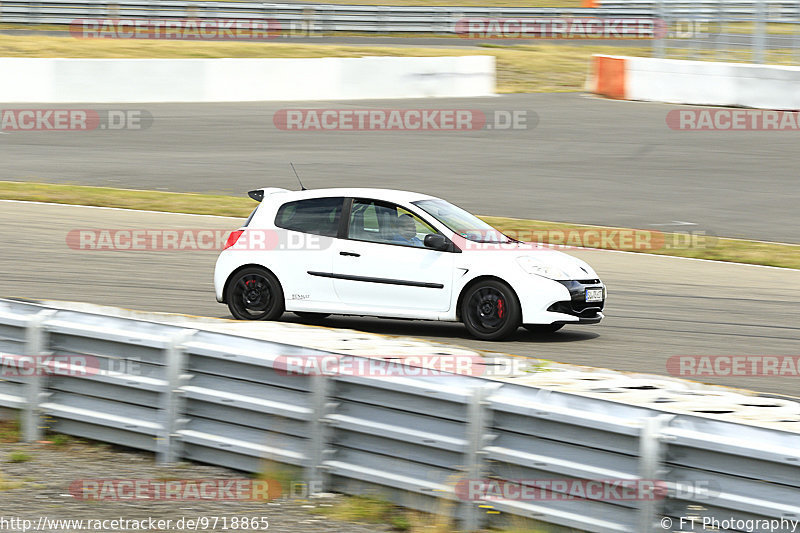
[2,201,798,396]
[2,94,799,244]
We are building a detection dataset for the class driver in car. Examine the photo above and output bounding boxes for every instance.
[392,214,423,247]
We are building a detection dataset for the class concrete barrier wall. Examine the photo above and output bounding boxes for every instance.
[589,54,800,109]
[0,56,495,102]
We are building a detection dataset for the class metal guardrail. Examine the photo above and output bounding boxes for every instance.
[0,1,629,31]
[2,0,800,64]
[0,0,795,28]
[1,298,800,532]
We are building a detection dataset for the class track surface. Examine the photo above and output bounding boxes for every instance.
[2,201,798,395]
[2,94,799,243]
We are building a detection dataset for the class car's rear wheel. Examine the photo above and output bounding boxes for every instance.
[461,280,521,341]
[293,312,331,320]
[524,324,564,335]
[227,267,284,321]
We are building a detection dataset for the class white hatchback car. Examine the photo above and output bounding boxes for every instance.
[214,187,605,340]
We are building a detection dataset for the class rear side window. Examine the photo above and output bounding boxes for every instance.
[275,197,344,237]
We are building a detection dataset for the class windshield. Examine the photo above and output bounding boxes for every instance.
[412,199,513,243]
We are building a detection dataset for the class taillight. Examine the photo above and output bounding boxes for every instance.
[223,230,244,251]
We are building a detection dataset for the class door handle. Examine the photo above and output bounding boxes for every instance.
[339,251,360,257]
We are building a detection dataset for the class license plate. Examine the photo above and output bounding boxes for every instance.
[585,288,603,302]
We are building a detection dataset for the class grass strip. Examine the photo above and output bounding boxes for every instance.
[1,181,797,269]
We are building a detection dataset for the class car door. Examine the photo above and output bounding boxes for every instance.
[330,198,454,313]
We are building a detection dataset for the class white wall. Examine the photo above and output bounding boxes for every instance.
[0,56,495,102]
[624,56,800,110]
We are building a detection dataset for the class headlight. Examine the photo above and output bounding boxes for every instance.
[516,257,569,280]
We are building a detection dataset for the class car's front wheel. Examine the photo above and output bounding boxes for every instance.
[461,280,521,341]
[226,267,284,321]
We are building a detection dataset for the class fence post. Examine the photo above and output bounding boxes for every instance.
[754,0,767,62]
[21,310,55,443]
[637,414,674,533]
[156,329,195,465]
[461,383,501,532]
[306,373,335,494]
[654,0,666,58]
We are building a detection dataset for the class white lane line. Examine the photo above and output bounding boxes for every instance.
[1,198,798,272]
[649,221,698,226]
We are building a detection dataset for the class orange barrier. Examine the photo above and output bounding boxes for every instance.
[592,55,627,99]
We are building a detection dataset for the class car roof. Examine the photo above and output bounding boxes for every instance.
[259,187,442,205]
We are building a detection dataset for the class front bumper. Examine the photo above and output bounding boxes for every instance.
[546,279,605,324]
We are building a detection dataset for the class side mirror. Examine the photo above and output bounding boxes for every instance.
[424,234,449,251]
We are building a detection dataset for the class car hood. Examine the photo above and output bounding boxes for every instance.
[460,242,600,280]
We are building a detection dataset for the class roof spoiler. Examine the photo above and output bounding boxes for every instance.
[248,188,290,202]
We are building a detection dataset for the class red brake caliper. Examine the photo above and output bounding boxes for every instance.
[497,299,505,318]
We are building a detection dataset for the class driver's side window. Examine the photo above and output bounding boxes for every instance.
[348,199,436,248]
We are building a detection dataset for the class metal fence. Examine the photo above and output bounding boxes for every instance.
[639,0,800,64]
[2,0,800,64]
[1,297,800,532]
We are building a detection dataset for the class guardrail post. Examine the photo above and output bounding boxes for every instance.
[461,383,501,532]
[636,414,673,533]
[754,0,766,63]
[22,310,56,443]
[306,373,334,494]
[654,0,666,57]
[157,330,195,465]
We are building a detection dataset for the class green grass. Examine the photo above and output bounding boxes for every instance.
[0,474,23,491]
[0,420,20,443]
[1,181,797,268]
[312,495,421,531]
[257,460,303,501]
[7,451,32,463]
[48,434,73,447]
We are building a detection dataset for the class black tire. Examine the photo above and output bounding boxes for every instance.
[293,312,331,320]
[460,280,521,341]
[226,267,284,321]
[524,323,564,335]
